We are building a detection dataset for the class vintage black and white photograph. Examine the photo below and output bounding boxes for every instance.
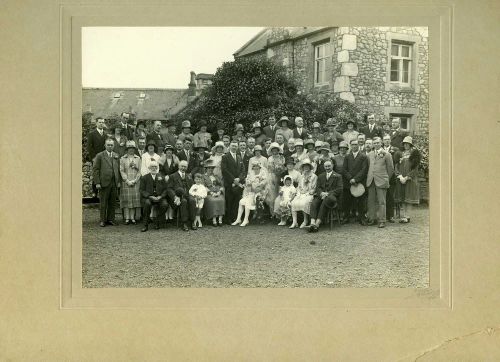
[82,26,429,288]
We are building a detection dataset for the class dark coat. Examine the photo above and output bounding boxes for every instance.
[191,152,211,176]
[146,131,165,148]
[176,149,197,173]
[292,127,309,140]
[140,173,168,200]
[314,171,344,198]
[87,129,107,162]
[92,151,121,188]
[221,152,245,188]
[390,129,408,150]
[161,158,179,176]
[359,125,383,139]
[239,151,251,173]
[342,151,369,187]
[167,171,194,199]
[262,125,279,140]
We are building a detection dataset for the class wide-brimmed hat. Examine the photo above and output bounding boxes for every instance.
[320,143,331,152]
[234,123,244,132]
[350,183,365,197]
[294,139,304,147]
[323,195,338,209]
[125,140,137,150]
[252,121,262,130]
[326,118,338,127]
[279,116,290,125]
[146,140,158,152]
[204,158,216,168]
[181,120,191,129]
[254,145,263,152]
[164,144,174,151]
[269,142,281,152]
[300,159,313,170]
[314,140,323,148]
[251,161,262,169]
[402,136,414,146]
[183,135,193,143]
[312,122,321,129]
[283,175,293,183]
[339,141,349,149]
[211,141,225,153]
[222,135,231,141]
[346,119,356,127]
[304,139,315,148]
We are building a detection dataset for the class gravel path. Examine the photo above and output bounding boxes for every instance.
[82,206,429,288]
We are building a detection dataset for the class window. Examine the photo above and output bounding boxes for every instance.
[390,42,412,84]
[390,113,412,132]
[314,42,330,86]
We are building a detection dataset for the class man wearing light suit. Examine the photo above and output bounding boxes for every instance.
[366,137,394,228]
[93,138,122,227]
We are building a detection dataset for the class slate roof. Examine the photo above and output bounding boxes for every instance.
[82,88,189,120]
[195,73,214,80]
[234,27,331,57]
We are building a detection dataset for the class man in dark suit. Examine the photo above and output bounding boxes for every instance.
[292,116,309,140]
[359,114,383,140]
[166,160,197,231]
[140,161,169,231]
[92,138,121,227]
[87,117,107,197]
[383,134,400,222]
[342,139,369,225]
[309,160,344,232]
[221,141,246,224]
[160,119,177,148]
[262,115,279,141]
[146,120,165,149]
[389,117,409,150]
[176,137,196,173]
[238,140,252,173]
[119,112,135,140]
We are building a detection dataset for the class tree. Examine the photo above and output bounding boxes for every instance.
[174,57,363,134]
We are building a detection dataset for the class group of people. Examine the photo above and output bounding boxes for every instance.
[88,112,421,232]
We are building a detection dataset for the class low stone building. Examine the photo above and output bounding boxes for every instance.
[234,27,428,135]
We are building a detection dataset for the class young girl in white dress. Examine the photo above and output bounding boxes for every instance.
[189,173,208,228]
[275,175,297,226]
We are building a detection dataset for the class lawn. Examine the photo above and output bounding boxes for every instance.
[82,205,429,288]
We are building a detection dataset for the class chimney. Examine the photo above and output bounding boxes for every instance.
[188,71,197,97]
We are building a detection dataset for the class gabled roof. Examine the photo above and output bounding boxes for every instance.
[234,27,332,57]
[82,88,189,120]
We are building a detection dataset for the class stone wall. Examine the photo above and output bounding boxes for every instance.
[82,161,94,198]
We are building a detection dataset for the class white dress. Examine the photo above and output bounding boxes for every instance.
[273,184,297,217]
[239,171,269,210]
[291,172,317,214]
[189,183,208,209]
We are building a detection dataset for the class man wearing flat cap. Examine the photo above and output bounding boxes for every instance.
[309,159,344,232]
[93,138,122,227]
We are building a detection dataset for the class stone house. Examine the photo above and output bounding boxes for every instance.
[234,27,428,135]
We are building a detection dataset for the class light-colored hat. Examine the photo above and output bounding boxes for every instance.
[304,139,315,148]
[181,120,191,128]
[252,121,262,129]
[204,158,216,168]
[279,116,290,125]
[125,140,137,150]
[211,141,225,153]
[339,141,349,149]
[254,145,263,152]
[402,136,413,146]
[283,175,293,183]
[295,139,304,147]
[326,118,338,127]
[312,122,321,129]
[269,142,281,152]
[350,183,365,197]
[314,140,323,148]
[300,159,313,170]
[294,116,303,125]
[251,161,262,168]
[235,123,244,132]
[320,143,331,152]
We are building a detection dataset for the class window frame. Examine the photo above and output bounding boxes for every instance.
[390,42,412,85]
[313,41,330,87]
[385,32,421,93]
[389,113,413,132]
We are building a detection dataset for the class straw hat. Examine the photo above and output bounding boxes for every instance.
[211,141,225,153]
[304,139,315,148]
[294,139,304,147]
[269,142,281,152]
[125,140,137,150]
[279,116,290,126]
[339,141,349,149]
[314,140,323,148]
[252,121,262,130]
[300,159,313,170]
[350,183,365,197]
[234,123,244,132]
[402,136,414,146]
[312,122,321,129]
[326,118,338,127]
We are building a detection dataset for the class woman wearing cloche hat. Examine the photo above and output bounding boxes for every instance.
[177,120,194,142]
[394,136,421,223]
[119,140,142,225]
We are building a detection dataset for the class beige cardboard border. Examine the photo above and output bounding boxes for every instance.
[61,3,450,309]
[3,0,500,360]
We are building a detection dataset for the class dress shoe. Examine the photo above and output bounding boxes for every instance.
[191,224,198,230]
[182,224,189,231]
[378,222,386,228]
[231,220,241,226]
[141,225,148,232]
[217,222,224,227]
[124,220,130,225]
[299,222,309,229]
[99,222,106,227]
[106,221,116,226]
[130,220,137,225]
[366,220,376,226]
[289,223,298,229]
[240,220,249,227]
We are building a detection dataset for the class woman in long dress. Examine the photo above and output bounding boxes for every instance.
[394,136,421,223]
[290,160,318,229]
[203,158,226,227]
[119,141,142,225]
[291,139,308,171]
[140,141,160,176]
[231,160,269,227]
[265,142,286,215]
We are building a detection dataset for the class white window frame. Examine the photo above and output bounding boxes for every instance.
[385,32,421,93]
[390,113,413,132]
[390,42,412,85]
[314,42,329,86]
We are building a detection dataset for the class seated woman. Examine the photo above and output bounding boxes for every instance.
[274,175,297,226]
[232,161,269,227]
[203,158,226,227]
[248,145,268,170]
[290,160,318,229]
[394,136,421,223]
[291,139,307,171]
